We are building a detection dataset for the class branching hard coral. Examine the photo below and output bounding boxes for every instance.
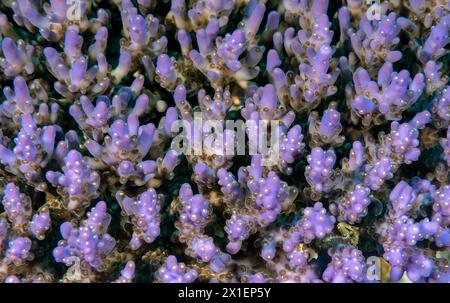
[69,76,151,141]
[116,188,163,250]
[120,0,167,62]
[416,17,450,63]
[171,84,235,172]
[0,114,58,190]
[83,113,158,186]
[9,0,108,42]
[113,261,135,283]
[157,1,269,90]
[53,201,116,271]
[185,234,231,273]
[384,111,431,165]
[0,38,34,78]
[0,76,57,130]
[156,255,198,283]
[363,156,393,191]
[404,0,450,30]
[1,183,39,237]
[238,155,298,227]
[282,0,329,29]
[347,62,425,126]
[175,183,213,238]
[29,206,51,240]
[431,185,450,247]
[277,0,333,62]
[270,45,339,113]
[322,246,368,283]
[342,141,365,174]
[424,61,448,95]
[241,84,304,174]
[2,183,32,227]
[432,86,450,128]
[331,184,371,224]
[0,0,448,285]
[0,182,51,279]
[188,26,264,88]
[169,0,235,31]
[308,102,345,147]
[305,147,339,199]
[44,25,131,99]
[46,150,100,211]
[347,12,402,72]
[280,202,335,249]
[376,177,448,282]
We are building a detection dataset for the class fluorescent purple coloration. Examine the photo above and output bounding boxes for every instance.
[349,12,402,68]
[46,150,100,210]
[418,18,450,63]
[0,76,58,128]
[305,147,337,195]
[432,185,450,247]
[113,261,136,283]
[29,208,51,240]
[84,115,157,186]
[186,235,231,273]
[156,255,198,283]
[290,202,336,244]
[0,114,56,189]
[177,183,212,236]
[363,157,393,191]
[334,184,371,224]
[224,213,254,254]
[388,111,431,164]
[0,38,34,77]
[433,86,450,127]
[116,188,162,250]
[2,183,31,225]
[350,62,425,124]
[6,237,32,264]
[53,201,116,269]
[322,246,367,283]
[308,104,344,147]
[0,0,448,284]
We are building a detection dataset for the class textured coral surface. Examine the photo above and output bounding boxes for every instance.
[0,0,449,283]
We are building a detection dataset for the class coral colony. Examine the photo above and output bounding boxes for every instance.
[0,0,449,284]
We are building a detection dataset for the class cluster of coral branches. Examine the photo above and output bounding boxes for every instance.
[0,0,449,283]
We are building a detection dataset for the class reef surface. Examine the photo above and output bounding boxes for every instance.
[0,0,449,283]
